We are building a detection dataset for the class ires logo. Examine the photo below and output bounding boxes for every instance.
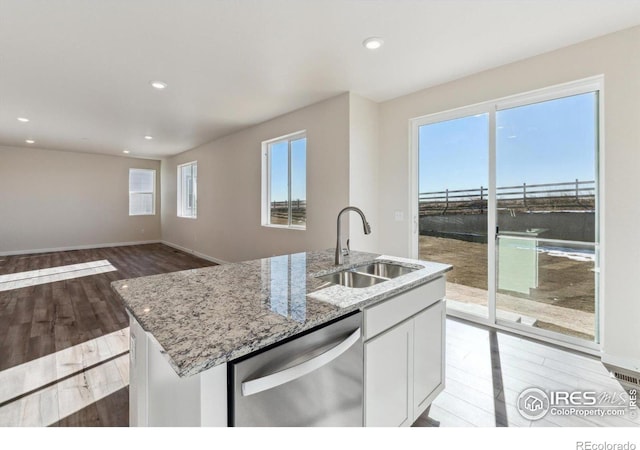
[550,391,598,406]
[517,388,631,420]
[550,391,628,406]
[517,388,550,420]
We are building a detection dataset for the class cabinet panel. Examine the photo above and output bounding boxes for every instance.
[364,320,413,427]
[147,336,202,426]
[364,277,444,340]
[413,300,444,419]
[128,313,148,427]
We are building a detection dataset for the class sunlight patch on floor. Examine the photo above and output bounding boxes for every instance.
[0,328,129,427]
[0,260,117,291]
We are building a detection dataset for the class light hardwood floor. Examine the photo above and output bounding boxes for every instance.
[414,317,639,427]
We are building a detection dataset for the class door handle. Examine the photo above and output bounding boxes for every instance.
[241,328,361,396]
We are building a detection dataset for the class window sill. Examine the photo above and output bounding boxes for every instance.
[262,224,306,231]
[177,215,198,220]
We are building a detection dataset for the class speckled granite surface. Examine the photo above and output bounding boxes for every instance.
[111,249,451,377]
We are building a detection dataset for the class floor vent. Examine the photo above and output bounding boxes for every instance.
[614,372,639,385]
[612,370,640,389]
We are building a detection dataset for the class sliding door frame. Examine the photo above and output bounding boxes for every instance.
[409,75,604,355]
[409,102,496,325]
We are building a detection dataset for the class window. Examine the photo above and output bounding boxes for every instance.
[262,131,307,228]
[129,168,155,215]
[177,161,197,218]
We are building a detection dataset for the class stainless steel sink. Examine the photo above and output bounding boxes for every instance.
[316,261,417,289]
[317,271,386,288]
[352,262,417,279]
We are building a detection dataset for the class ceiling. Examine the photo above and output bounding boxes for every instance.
[2,1,640,159]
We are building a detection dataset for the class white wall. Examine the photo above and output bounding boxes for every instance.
[348,93,380,253]
[0,145,161,254]
[161,94,351,263]
[377,26,640,370]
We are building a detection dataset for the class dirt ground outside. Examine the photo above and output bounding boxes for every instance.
[419,235,596,340]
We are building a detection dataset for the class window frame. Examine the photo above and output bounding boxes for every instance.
[261,130,307,230]
[177,161,198,219]
[128,168,156,216]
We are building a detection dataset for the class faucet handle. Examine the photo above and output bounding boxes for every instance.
[344,238,350,256]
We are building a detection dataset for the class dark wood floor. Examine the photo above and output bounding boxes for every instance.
[0,243,213,426]
[0,243,213,371]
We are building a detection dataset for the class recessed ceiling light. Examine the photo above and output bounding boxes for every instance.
[150,81,167,90]
[123,150,130,154]
[144,135,153,140]
[25,139,35,144]
[363,37,384,50]
[17,117,30,123]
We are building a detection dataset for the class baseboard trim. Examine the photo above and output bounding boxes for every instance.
[161,241,229,265]
[601,353,640,372]
[0,240,162,257]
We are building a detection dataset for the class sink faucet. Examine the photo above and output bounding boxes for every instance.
[335,206,372,265]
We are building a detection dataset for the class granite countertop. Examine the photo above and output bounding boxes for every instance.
[111,249,451,377]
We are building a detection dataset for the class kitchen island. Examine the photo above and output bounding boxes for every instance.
[111,249,451,426]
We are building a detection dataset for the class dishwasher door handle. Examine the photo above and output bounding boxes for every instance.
[241,327,361,397]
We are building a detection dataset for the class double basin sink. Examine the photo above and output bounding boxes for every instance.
[317,261,417,288]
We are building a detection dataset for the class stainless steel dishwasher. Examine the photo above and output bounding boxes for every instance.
[229,311,363,426]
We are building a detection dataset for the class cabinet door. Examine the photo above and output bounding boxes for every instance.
[413,300,444,419]
[364,320,413,427]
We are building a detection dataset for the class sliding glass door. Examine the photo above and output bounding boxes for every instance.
[495,92,599,343]
[412,78,601,348]
[417,113,489,319]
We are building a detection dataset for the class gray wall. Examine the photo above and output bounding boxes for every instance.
[348,93,380,252]
[161,94,351,263]
[0,145,161,254]
[421,212,595,243]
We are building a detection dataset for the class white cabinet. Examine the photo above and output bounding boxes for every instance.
[413,300,444,420]
[364,319,413,427]
[363,278,446,427]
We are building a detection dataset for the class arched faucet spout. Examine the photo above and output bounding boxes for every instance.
[335,206,372,265]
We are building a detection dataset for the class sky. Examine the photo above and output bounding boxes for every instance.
[419,92,597,193]
[270,137,306,202]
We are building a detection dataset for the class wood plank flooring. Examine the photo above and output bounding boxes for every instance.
[50,387,129,427]
[414,317,640,427]
[0,244,212,370]
[1,244,637,427]
[0,244,213,426]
